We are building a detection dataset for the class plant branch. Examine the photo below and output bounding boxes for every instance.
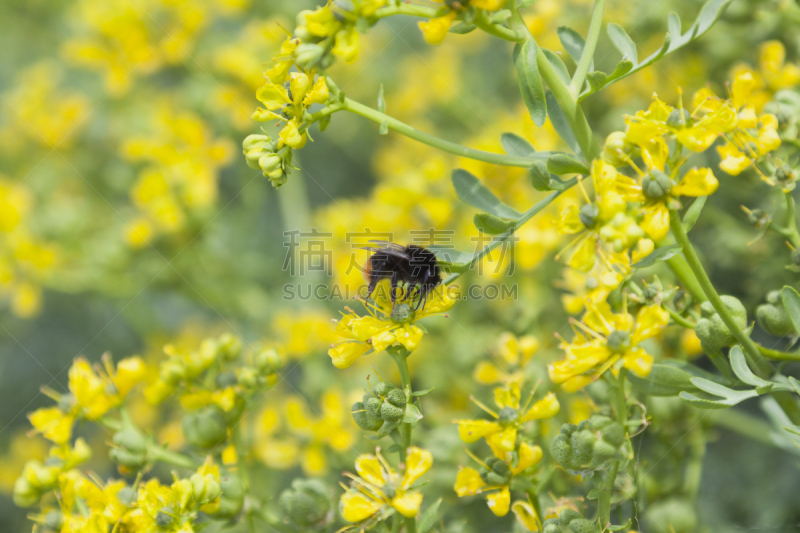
[568,0,606,97]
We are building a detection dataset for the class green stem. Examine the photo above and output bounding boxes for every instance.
[387,347,417,533]
[658,238,707,303]
[711,407,800,452]
[443,180,576,285]
[374,4,443,19]
[598,372,627,527]
[472,10,525,41]
[757,344,800,361]
[341,97,548,167]
[669,211,773,377]
[233,426,256,533]
[666,306,695,329]
[568,0,606,97]
[773,191,800,248]
[148,445,196,469]
[507,1,600,160]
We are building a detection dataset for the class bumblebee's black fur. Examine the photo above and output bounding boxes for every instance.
[363,242,442,310]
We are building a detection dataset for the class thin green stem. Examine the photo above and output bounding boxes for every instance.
[598,372,627,527]
[757,344,800,361]
[772,191,800,248]
[341,97,548,167]
[388,347,417,533]
[658,238,706,303]
[233,426,256,533]
[507,1,600,160]
[472,10,525,42]
[374,4,443,19]
[669,211,773,377]
[148,445,196,469]
[666,306,695,329]
[568,0,606,97]
[443,181,576,285]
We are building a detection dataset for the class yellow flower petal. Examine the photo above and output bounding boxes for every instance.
[521,393,560,421]
[456,420,502,443]
[354,454,386,486]
[392,490,423,518]
[494,382,520,410]
[512,442,544,475]
[622,346,654,378]
[557,205,584,235]
[113,357,146,397]
[512,500,542,532]
[717,142,751,176]
[340,491,383,523]
[567,234,597,272]
[672,168,719,197]
[473,361,503,384]
[29,407,74,445]
[328,342,370,369]
[486,487,511,517]
[418,12,456,46]
[640,203,670,242]
[631,304,669,344]
[403,447,433,489]
[455,467,486,496]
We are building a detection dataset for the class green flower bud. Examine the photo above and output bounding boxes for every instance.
[259,153,284,179]
[237,367,258,389]
[112,426,148,455]
[497,407,518,424]
[217,333,242,361]
[579,204,600,229]
[160,360,185,386]
[117,486,137,507]
[155,507,175,527]
[606,330,631,354]
[109,448,147,469]
[695,295,747,353]
[294,11,314,41]
[295,43,328,71]
[480,457,512,486]
[255,348,282,374]
[550,416,627,473]
[279,478,332,528]
[644,498,697,533]
[642,169,673,200]
[666,109,693,128]
[380,389,407,423]
[242,134,274,169]
[756,301,796,336]
[559,509,584,523]
[543,519,561,533]
[215,475,245,518]
[351,401,384,431]
[183,405,229,449]
[12,477,39,508]
[744,208,770,229]
[43,510,64,530]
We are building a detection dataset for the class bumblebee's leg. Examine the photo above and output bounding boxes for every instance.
[390,271,399,306]
[365,278,377,300]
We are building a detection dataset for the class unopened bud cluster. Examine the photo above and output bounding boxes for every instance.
[542,509,601,533]
[351,382,408,436]
[550,416,627,474]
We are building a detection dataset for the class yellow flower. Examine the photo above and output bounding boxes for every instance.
[29,355,146,444]
[419,12,457,46]
[474,332,539,384]
[455,382,559,453]
[512,499,542,532]
[758,40,800,92]
[328,282,456,369]
[558,252,629,315]
[549,301,669,391]
[454,440,543,517]
[340,447,432,524]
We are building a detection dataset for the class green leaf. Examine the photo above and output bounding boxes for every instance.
[547,153,589,175]
[545,91,581,157]
[579,0,731,101]
[557,26,592,71]
[586,488,603,500]
[729,346,773,388]
[501,132,536,158]
[428,246,472,272]
[449,22,477,34]
[474,213,517,235]
[543,48,570,85]
[679,392,733,409]
[628,363,699,397]
[607,23,638,64]
[632,244,682,268]
[513,40,547,127]
[403,403,423,424]
[452,169,522,219]
[377,84,386,113]
[529,161,570,192]
[682,196,707,232]
[781,286,800,335]
[688,377,759,406]
[418,499,442,533]
[586,71,607,92]
[412,387,434,397]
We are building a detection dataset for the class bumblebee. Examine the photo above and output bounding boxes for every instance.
[363,241,442,310]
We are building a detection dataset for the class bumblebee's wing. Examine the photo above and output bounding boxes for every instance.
[362,241,412,259]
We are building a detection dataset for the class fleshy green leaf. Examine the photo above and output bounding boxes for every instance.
[513,40,547,127]
[419,499,443,533]
[474,213,517,235]
[557,26,592,71]
[628,363,699,397]
[729,346,773,388]
[579,0,731,101]
[683,377,759,408]
[547,153,589,175]
[412,387,434,397]
[607,23,638,64]
[452,169,522,219]
[403,403,423,424]
[501,132,536,158]
[449,22,477,34]
[545,90,581,157]
[543,48,570,85]
[632,244,682,268]
[682,196,707,232]
[780,286,800,335]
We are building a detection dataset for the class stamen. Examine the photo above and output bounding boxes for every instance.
[469,395,499,418]
[463,447,491,470]
[569,317,605,341]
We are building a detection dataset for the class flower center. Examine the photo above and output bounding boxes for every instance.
[497,407,519,424]
[642,170,673,200]
[381,483,397,500]
[579,204,600,229]
[606,330,631,353]
[390,303,416,324]
[666,108,693,128]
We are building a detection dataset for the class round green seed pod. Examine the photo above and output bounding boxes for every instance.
[558,508,583,524]
[756,303,796,336]
[183,405,228,449]
[351,401,383,431]
[279,478,331,528]
[215,475,244,518]
[600,422,625,447]
[550,434,573,468]
[568,518,600,533]
[365,396,382,418]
